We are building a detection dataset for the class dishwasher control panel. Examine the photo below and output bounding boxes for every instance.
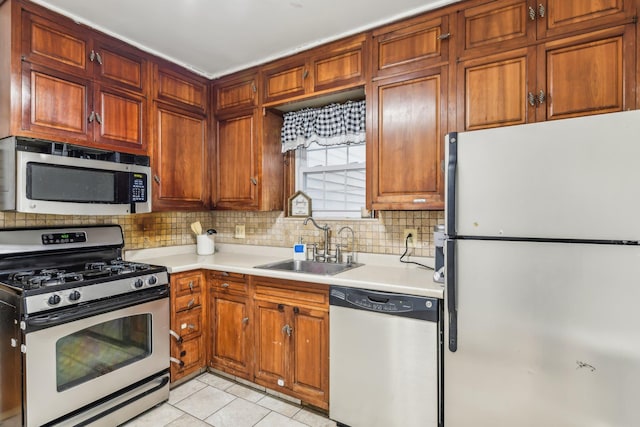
[330,286,439,321]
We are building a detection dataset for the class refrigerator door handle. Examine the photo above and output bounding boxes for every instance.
[446,132,458,237]
[446,239,457,352]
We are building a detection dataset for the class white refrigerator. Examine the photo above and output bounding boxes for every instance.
[444,110,640,426]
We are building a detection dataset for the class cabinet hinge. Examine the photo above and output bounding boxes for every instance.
[633,15,638,24]
[21,344,27,354]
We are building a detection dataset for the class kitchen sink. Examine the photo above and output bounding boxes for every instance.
[254,259,363,276]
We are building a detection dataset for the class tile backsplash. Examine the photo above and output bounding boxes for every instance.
[0,210,444,257]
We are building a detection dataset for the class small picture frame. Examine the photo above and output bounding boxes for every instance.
[288,191,312,218]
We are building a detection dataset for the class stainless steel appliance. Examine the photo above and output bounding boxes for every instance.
[444,110,640,426]
[0,225,169,427]
[0,136,152,215]
[329,286,441,427]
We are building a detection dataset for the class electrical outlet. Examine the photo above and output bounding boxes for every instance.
[404,228,418,248]
[234,224,245,239]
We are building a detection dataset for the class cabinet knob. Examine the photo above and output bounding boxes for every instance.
[293,306,300,314]
[250,177,258,185]
[277,304,285,312]
[538,4,545,18]
[528,6,536,20]
[437,32,451,40]
[528,92,536,107]
[242,317,249,325]
[221,282,230,288]
[282,324,293,337]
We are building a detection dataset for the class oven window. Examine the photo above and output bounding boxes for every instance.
[55,315,151,391]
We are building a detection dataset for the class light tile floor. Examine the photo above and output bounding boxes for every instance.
[122,372,337,427]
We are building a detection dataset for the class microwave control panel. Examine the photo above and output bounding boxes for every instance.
[130,173,147,202]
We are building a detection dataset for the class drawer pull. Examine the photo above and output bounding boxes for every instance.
[221,271,230,277]
[169,357,185,367]
[282,324,293,337]
[180,322,196,331]
[169,329,183,343]
[221,283,230,288]
[188,281,194,291]
[242,317,249,325]
[187,298,195,309]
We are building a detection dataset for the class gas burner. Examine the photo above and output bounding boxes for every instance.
[85,262,107,271]
[8,270,35,282]
[40,268,64,276]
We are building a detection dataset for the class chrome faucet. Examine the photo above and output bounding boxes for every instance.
[303,217,330,262]
[338,226,356,265]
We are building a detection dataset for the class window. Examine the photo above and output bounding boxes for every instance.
[296,141,366,218]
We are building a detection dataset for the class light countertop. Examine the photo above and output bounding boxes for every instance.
[126,243,444,299]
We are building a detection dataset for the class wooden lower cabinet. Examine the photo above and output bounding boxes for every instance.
[208,271,253,379]
[207,272,330,410]
[170,271,205,382]
[253,279,329,410]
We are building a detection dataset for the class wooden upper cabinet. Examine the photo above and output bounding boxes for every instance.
[213,70,258,113]
[21,10,89,75]
[368,67,448,210]
[458,0,635,58]
[152,103,209,211]
[92,38,146,92]
[156,65,207,111]
[261,34,367,105]
[458,47,536,130]
[538,25,634,121]
[372,13,449,78]
[93,85,145,149]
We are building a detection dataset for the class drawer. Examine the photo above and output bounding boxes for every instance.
[174,292,201,312]
[254,280,329,309]
[174,307,202,340]
[173,272,202,296]
[209,270,246,282]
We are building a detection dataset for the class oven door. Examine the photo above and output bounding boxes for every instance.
[24,293,169,427]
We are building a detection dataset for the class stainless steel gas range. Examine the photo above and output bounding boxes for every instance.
[0,225,170,427]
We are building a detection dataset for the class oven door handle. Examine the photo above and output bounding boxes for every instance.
[25,286,169,331]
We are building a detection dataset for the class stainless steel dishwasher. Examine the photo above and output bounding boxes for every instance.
[329,286,441,427]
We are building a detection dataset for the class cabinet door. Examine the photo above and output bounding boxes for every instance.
[152,104,209,210]
[254,300,288,386]
[170,336,203,381]
[215,111,259,209]
[262,58,308,104]
[537,25,634,121]
[458,47,536,130]
[290,306,329,410]
[369,67,448,210]
[311,35,366,93]
[21,63,91,142]
[93,85,145,152]
[214,73,258,112]
[21,10,89,76]
[93,39,146,92]
[209,292,252,379]
[458,0,534,57]
[155,66,207,111]
[372,13,449,78]
[538,0,632,39]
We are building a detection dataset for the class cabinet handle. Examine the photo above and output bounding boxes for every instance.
[169,329,183,343]
[250,177,258,185]
[154,175,161,184]
[88,111,95,123]
[95,112,102,125]
[251,82,257,93]
[242,317,249,325]
[169,357,185,368]
[95,51,103,65]
[188,281,194,291]
[302,69,309,79]
[528,6,536,20]
[282,324,293,337]
[89,50,96,62]
[437,32,451,40]
[537,90,546,105]
[186,323,196,330]
[528,92,536,107]
[221,271,230,277]
[187,298,195,309]
[538,4,545,18]
[277,304,285,312]
[221,282,230,288]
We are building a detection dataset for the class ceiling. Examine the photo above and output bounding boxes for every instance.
[31,0,459,79]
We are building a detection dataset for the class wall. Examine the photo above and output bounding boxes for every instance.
[0,210,444,257]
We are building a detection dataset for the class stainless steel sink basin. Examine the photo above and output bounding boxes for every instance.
[254,259,363,276]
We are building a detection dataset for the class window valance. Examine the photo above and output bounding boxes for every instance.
[281,100,366,153]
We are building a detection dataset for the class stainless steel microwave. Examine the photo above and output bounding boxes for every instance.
[0,137,152,215]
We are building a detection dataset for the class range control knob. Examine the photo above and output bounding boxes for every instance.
[48,294,61,305]
[147,275,158,285]
[133,278,144,288]
[69,290,81,301]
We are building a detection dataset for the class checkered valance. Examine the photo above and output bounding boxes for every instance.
[281,100,366,153]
